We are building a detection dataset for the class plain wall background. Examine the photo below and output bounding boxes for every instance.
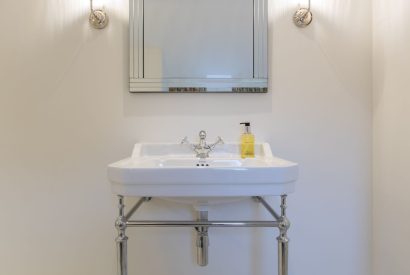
[373,0,410,274]
[0,0,372,275]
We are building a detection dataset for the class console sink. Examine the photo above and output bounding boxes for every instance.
[108,143,298,200]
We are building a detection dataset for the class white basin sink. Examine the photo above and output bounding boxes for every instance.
[108,143,298,201]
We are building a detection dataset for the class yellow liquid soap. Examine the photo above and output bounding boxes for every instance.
[240,122,255,158]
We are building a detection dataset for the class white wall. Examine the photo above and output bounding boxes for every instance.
[373,1,410,275]
[0,1,372,275]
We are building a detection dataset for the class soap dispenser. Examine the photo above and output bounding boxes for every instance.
[240,122,255,158]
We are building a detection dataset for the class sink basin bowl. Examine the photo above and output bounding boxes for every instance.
[108,143,298,201]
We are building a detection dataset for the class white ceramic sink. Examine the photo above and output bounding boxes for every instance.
[108,143,298,201]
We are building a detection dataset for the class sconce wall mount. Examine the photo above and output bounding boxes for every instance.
[293,1,313,28]
[89,0,109,29]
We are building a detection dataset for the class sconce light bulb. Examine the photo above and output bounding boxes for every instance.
[89,9,109,29]
[293,8,313,28]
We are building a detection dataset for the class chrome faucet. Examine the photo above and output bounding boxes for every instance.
[181,130,224,159]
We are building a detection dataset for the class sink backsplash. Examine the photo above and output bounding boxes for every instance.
[136,143,268,158]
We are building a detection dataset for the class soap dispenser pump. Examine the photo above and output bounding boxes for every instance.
[240,122,255,158]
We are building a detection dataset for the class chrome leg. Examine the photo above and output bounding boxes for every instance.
[277,195,290,275]
[115,196,128,275]
[195,211,209,266]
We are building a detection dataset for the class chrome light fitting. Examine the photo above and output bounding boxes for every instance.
[293,0,313,28]
[89,0,109,29]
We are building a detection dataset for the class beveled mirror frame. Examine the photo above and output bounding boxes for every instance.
[129,0,268,93]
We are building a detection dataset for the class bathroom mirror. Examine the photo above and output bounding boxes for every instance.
[129,0,268,93]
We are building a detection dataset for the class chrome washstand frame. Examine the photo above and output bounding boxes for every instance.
[114,195,291,275]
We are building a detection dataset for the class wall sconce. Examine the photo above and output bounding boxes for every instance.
[89,0,109,29]
[293,0,313,27]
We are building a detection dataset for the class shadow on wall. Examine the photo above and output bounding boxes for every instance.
[123,92,273,117]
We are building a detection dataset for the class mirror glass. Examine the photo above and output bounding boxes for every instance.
[130,0,268,93]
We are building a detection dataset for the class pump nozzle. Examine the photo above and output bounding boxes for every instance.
[240,122,251,134]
